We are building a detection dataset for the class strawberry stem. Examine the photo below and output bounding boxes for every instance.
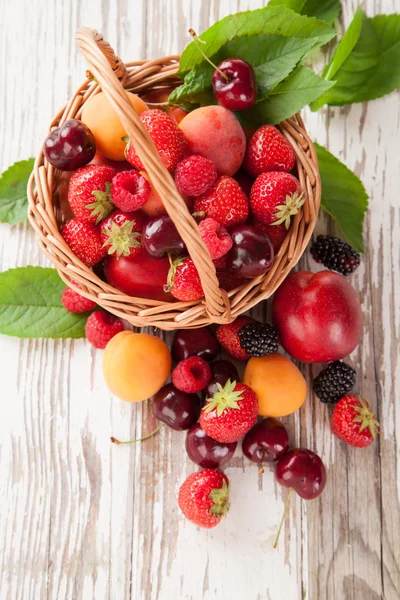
[273,487,294,549]
[110,423,164,445]
[188,28,229,82]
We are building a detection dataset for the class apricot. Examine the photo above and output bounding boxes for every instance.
[243,354,306,418]
[103,331,171,402]
[81,92,148,161]
[140,171,193,217]
[179,106,246,176]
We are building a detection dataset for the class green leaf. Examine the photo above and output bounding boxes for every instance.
[0,267,88,338]
[179,5,336,73]
[268,0,341,24]
[169,34,318,106]
[241,66,335,125]
[0,158,34,225]
[315,143,368,252]
[312,10,400,109]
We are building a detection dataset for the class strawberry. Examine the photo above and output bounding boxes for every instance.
[175,155,217,197]
[254,221,288,253]
[100,210,143,258]
[68,164,116,223]
[250,171,304,228]
[244,125,296,177]
[165,257,203,301]
[216,316,254,360]
[126,109,187,171]
[61,218,106,267]
[193,176,249,229]
[200,380,259,443]
[178,469,230,529]
[331,395,379,448]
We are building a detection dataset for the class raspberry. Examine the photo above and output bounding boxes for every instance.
[313,361,356,404]
[172,356,212,393]
[199,218,233,260]
[85,311,124,349]
[111,170,150,212]
[310,235,360,276]
[62,285,97,313]
[175,155,217,197]
[238,321,280,357]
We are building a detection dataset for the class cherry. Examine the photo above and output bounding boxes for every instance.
[275,448,326,500]
[152,383,202,430]
[171,327,219,363]
[212,59,257,111]
[142,214,186,258]
[186,423,237,468]
[226,225,274,278]
[242,418,289,472]
[43,119,96,171]
[203,360,239,399]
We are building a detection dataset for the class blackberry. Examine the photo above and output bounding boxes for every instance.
[313,361,356,404]
[238,321,279,357]
[310,235,360,275]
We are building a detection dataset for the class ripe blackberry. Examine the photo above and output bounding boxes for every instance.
[313,361,356,404]
[310,235,360,275]
[238,321,279,357]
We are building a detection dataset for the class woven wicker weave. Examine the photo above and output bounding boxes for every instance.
[27,28,321,331]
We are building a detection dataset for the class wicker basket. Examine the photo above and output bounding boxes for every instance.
[28,28,321,331]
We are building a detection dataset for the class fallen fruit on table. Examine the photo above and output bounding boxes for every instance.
[243,353,306,417]
[178,469,230,528]
[272,271,363,363]
[331,395,379,447]
[203,360,240,399]
[242,418,289,471]
[172,356,212,394]
[85,311,124,349]
[171,327,219,363]
[238,321,279,357]
[43,118,96,171]
[310,234,360,276]
[102,331,171,402]
[186,423,237,469]
[153,383,202,431]
[216,316,254,361]
[313,361,356,404]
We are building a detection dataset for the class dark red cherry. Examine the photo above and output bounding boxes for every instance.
[43,119,96,170]
[186,423,237,468]
[275,448,327,500]
[242,418,289,469]
[142,215,186,258]
[152,383,201,431]
[226,225,274,279]
[212,59,257,111]
[171,327,219,363]
[203,360,239,398]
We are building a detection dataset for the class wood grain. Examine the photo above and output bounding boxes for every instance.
[0,1,399,599]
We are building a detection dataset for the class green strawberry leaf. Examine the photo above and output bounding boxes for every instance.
[315,143,368,252]
[239,66,335,126]
[312,10,400,109]
[179,5,336,73]
[0,158,34,225]
[268,0,341,25]
[0,267,88,338]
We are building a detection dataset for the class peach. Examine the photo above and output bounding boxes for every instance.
[140,171,193,217]
[179,106,246,176]
[81,91,148,161]
[243,354,307,418]
[103,331,171,403]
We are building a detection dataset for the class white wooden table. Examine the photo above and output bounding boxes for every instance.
[0,1,399,598]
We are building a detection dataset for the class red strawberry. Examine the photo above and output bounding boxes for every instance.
[175,155,217,197]
[126,109,187,171]
[166,257,203,301]
[178,469,230,529]
[331,395,379,448]
[100,210,143,258]
[216,316,254,360]
[61,218,106,267]
[198,218,232,260]
[244,125,296,177]
[254,221,287,253]
[68,164,116,223]
[250,172,303,228]
[200,380,259,443]
[193,176,249,229]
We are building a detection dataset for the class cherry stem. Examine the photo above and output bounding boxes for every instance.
[110,423,164,445]
[273,488,294,549]
[259,450,265,475]
[188,29,229,82]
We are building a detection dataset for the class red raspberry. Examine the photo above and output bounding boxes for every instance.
[199,218,232,260]
[61,218,106,267]
[175,155,217,197]
[216,316,254,360]
[111,170,150,212]
[85,311,124,349]
[62,285,97,313]
[172,356,212,393]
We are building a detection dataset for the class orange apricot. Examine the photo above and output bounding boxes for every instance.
[81,92,148,161]
[140,171,193,217]
[102,331,171,402]
[243,354,306,417]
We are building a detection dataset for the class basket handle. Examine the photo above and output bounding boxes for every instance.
[76,27,231,323]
